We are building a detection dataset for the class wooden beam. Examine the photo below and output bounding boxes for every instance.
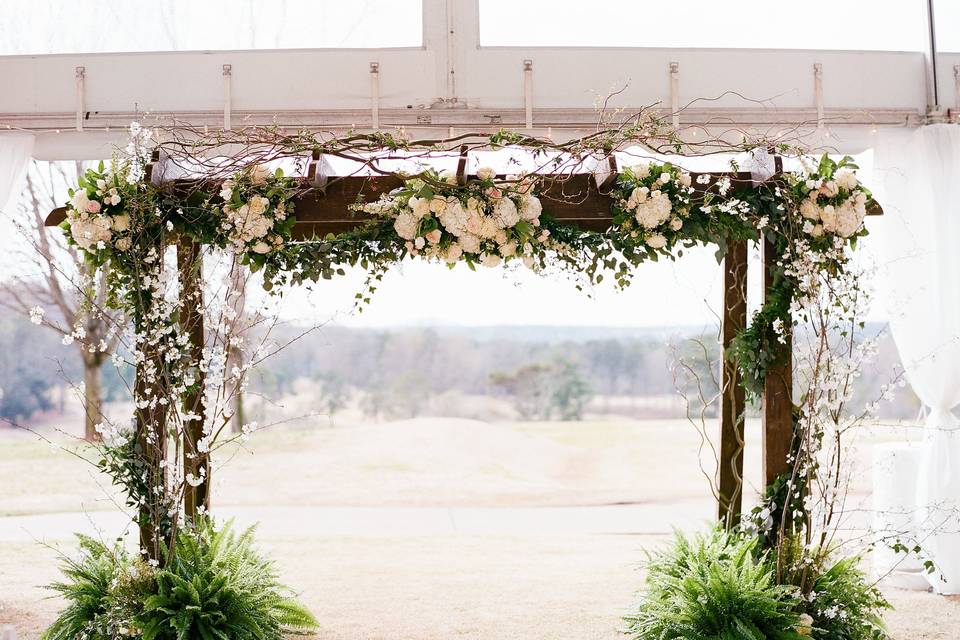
[44,171,883,232]
[178,237,209,519]
[718,238,747,526]
[762,235,794,486]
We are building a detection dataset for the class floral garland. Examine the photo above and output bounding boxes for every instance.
[354,167,548,269]
[63,161,139,257]
[213,164,298,264]
[792,155,870,241]
[609,160,694,251]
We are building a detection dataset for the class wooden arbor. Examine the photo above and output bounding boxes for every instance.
[46,152,878,539]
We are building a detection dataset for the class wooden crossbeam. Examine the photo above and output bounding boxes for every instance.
[44,168,882,234]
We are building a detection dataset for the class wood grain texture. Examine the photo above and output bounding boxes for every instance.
[719,238,747,524]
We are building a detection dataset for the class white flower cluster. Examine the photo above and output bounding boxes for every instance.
[66,172,132,253]
[219,166,291,255]
[360,169,548,268]
[616,161,693,249]
[795,166,868,239]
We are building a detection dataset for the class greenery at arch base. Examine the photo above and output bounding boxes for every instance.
[49,132,889,639]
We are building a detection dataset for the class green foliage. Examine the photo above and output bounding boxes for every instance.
[777,539,890,640]
[42,535,154,640]
[802,557,889,640]
[140,519,317,640]
[42,521,318,640]
[490,357,591,420]
[95,428,172,548]
[623,529,803,640]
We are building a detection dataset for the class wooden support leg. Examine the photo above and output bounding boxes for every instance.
[135,344,169,562]
[718,239,748,526]
[762,237,793,486]
[178,239,209,519]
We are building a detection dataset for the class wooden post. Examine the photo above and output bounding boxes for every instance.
[718,238,747,525]
[135,350,169,562]
[178,238,210,518]
[762,236,793,486]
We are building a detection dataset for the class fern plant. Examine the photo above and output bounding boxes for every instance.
[804,556,889,640]
[139,519,317,640]
[623,529,804,640]
[42,535,153,640]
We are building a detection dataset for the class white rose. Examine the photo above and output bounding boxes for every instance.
[409,197,431,220]
[248,196,269,216]
[394,212,419,240]
[799,199,820,221]
[414,236,426,249]
[70,190,90,212]
[426,229,442,245]
[252,241,271,254]
[632,162,650,179]
[430,197,447,214]
[250,164,272,184]
[658,172,671,184]
[835,168,858,191]
[835,201,864,237]
[820,181,839,198]
[646,233,667,249]
[631,186,649,204]
[820,204,838,233]
[480,253,502,268]
[476,167,496,181]
[109,193,121,206]
[519,195,542,221]
[460,234,481,254]
[439,170,458,185]
[494,197,520,228]
[445,244,463,264]
[500,241,517,257]
[678,172,692,187]
[670,218,683,231]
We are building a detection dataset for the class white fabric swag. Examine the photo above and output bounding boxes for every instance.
[875,124,960,594]
[0,133,34,215]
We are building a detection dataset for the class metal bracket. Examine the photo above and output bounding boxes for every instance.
[222,64,232,131]
[456,144,469,185]
[370,62,380,130]
[669,62,680,129]
[75,66,86,132]
[592,154,619,191]
[307,149,334,191]
[523,59,533,130]
[813,63,824,129]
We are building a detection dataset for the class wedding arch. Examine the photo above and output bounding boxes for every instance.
[42,120,881,562]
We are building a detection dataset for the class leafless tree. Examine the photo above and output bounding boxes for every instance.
[0,161,122,441]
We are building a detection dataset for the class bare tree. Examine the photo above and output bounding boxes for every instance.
[0,161,122,441]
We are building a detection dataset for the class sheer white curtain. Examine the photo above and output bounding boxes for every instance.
[875,124,960,594]
[0,132,34,215]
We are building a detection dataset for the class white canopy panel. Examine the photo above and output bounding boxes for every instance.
[0,0,955,159]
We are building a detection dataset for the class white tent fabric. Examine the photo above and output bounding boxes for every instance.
[875,124,960,594]
[0,133,33,215]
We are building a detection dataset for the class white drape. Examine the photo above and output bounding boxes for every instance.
[875,124,960,594]
[0,133,34,215]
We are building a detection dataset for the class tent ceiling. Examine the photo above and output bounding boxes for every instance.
[1,0,957,159]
